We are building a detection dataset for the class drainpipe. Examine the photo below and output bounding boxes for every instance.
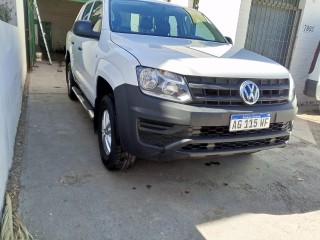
[23,0,31,70]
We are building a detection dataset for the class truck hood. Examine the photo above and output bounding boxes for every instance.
[110,33,290,79]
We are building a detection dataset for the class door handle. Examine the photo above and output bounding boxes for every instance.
[78,47,82,51]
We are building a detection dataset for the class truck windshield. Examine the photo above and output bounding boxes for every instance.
[110,0,227,43]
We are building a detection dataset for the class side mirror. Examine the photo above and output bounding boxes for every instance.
[225,36,233,45]
[73,20,100,40]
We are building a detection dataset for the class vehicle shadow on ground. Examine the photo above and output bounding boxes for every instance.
[87,139,320,237]
[67,100,320,239]
[21,85,320,239]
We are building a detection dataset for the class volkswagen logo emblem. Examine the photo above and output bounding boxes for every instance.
[240,80,260,105]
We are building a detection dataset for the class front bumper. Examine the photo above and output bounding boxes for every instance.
[114,84,298,161]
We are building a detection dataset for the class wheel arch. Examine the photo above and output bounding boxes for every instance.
[65,50,71,79]
[94,76,114,132]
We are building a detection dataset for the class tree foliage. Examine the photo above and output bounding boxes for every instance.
[0,2,12,23]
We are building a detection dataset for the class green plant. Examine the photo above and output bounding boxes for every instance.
[0,2,13,23]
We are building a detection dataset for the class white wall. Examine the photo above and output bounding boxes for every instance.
[198,0,242,43]
[289,0,320,104]
[234,0,252,48]
[0,0,26,210]
[169,0,189,7]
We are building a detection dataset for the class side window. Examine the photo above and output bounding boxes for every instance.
[81,3,94,20]
[195,22,215,41]
[131,13,140,32]
[90,1,103,32]
[169,16,178,37]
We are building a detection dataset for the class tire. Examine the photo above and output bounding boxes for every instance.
[66,63,78,101]
[97,95,136,171]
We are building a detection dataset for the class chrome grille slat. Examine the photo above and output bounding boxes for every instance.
[189,83,289,91]
[186,77,290,106]
[189,83,240,90]
[194,95,241,102]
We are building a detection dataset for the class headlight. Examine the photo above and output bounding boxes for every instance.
[136,67,192,103]
[288,75,296,102]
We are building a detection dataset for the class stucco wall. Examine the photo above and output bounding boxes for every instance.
[0,0,26,210]
[234,0,252,48]
[198,0,242,44]
[289,0,320,104]
[169,0,189,7]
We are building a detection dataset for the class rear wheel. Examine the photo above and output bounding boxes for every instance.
[66,63,77,101]
[97,95,136,171]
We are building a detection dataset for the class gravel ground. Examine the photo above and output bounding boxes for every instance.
[6,74,30,211]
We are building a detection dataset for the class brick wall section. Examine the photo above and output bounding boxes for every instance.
[289,0,320,104]
[37,0,82,51]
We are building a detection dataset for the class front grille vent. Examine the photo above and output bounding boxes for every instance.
[185,76,290,106]
[180,136,289,152]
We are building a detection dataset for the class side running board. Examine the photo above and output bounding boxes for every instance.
[72,86,95,120]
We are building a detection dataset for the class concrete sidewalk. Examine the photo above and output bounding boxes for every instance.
[19,62,320,240]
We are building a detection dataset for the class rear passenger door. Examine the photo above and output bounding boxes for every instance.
[72,2,94,93]
[79,0,103,104]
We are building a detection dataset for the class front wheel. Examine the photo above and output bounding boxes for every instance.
[66,63,77,101]
[97,95,136,171]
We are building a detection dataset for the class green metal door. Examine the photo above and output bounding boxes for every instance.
[36,21,52,52]
[27,0,36,68]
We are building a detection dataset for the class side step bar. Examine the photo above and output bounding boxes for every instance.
[72,86,95,120]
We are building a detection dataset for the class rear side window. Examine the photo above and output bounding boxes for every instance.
[90,1,103,32]
[81,3,94,20]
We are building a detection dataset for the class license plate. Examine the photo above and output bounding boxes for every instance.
[229,113,271,132]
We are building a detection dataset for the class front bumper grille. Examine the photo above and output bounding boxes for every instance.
[138,119,292,150]
[180,136,289,152]
[185,76,290,106]
[191,122,292,138]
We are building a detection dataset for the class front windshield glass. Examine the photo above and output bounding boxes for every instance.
[110,0,227,43]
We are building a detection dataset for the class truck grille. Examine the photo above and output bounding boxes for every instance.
[185,76,290,106]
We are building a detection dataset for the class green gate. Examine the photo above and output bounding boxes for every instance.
[35,20,52,52]
[27,0,36,69]
[245,0,301,68]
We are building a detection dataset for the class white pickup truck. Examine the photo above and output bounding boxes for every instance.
[66,0,297,170]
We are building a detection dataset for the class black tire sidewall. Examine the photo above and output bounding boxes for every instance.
[66,63,77,100]
[97,96,119,169]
